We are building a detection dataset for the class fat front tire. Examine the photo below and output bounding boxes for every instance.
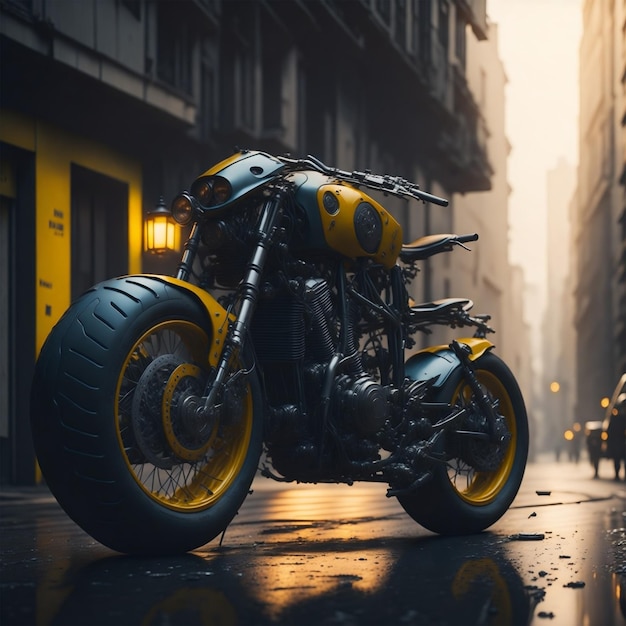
[398,351,529,535]
[31,276,263,555]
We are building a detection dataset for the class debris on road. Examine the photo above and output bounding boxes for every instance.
[508,533,546,541]
[563,581,586,588]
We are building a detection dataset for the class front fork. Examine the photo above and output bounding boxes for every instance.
[201,191,286,413]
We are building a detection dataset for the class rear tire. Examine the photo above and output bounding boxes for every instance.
[31,275,263,554]
[398,351,528,534]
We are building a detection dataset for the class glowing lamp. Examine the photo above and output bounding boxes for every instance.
[144,196,179,254]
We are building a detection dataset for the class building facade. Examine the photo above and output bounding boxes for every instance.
[574,0,626,424]
[404,13,536,444]
[450,20,533,424]
[542,158,577,455]
[1,0,511,484]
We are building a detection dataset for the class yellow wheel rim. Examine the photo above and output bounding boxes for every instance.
[114,320,254,512]
[162,363,216,462]
[447,371,517,505]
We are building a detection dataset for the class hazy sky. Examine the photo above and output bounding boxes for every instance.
[487,0,583,323]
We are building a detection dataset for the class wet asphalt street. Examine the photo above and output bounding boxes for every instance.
[1,455,625,626]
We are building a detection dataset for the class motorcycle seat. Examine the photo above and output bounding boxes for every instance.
[399,233,477,262]
[409,297,473,316]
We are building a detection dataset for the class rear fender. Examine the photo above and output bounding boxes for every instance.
[138,274,231,367]
[405,338,494,388]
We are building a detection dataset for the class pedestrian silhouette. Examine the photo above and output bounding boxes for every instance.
[585,421,603,478]
[606,393,626,481]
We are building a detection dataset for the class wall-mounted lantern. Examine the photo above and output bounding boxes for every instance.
[144,196,179,254]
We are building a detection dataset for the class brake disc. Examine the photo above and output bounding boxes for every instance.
[131,354,182,469]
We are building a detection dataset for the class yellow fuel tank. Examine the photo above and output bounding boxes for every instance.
[316,182,402,269]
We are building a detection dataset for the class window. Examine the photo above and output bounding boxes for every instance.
[438,1,449,52]
[156,3,193,95]
[199,68,215,141]
[395,0,407,49]
[417,0,432,63]
[2,0,34,18]
[261,33,286,131]
[376,0,392,26]
[235,48,255,130]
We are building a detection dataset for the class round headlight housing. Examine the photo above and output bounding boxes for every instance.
[212,177,232,204]
[191,178,213,206]
[191,176,232,208]
[170,193,195,226]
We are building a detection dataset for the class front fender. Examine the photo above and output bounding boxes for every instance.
[137,274,231,367]
[405,338,494,388]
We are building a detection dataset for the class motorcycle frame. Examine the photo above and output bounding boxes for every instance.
[151,187,498,457]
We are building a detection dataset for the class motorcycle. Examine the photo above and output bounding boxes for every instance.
[31,149,529,555]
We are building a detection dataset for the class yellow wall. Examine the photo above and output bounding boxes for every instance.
[0,109,143,353]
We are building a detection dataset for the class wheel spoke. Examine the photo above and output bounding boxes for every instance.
[115,320,253,511]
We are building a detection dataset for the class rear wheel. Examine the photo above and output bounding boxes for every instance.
[398,351,528,534]
[31,276,263,554]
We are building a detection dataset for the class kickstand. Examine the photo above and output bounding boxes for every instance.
[219,488,254,547]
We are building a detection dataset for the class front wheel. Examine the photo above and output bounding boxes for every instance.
[398,351,529,535]
[31,276,263,554]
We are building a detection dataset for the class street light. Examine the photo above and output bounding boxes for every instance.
[550,381,561,393]
[144,196,179,254]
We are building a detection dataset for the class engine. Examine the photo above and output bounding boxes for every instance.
[252,274,390,480]
[332,374,389,437]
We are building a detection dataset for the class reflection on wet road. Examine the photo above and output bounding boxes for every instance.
[1,459,624,625]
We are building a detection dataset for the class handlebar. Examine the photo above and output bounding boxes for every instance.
[279,154,450,207]
[457,233,479,244]
[408,189,449,207]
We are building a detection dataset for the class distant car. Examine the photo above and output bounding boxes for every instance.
[585,373,626,478]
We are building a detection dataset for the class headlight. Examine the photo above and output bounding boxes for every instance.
[191,179,213,206]
[212,177,232,204]
[191,176,232,208]
[170,193,195,226]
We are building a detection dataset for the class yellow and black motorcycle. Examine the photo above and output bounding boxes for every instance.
[31,150,528,555]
